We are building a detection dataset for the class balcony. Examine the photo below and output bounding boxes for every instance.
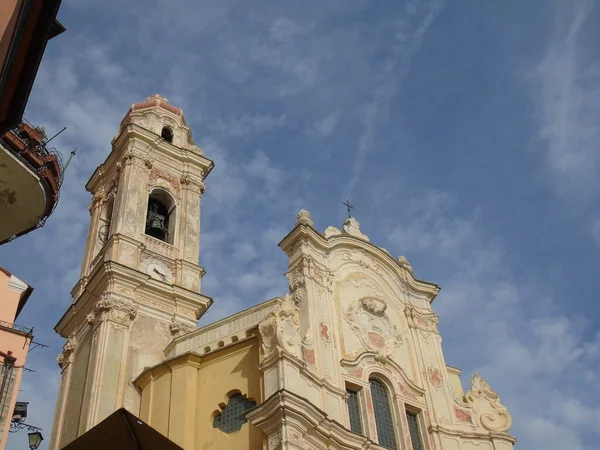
[0,319,33,336]
[0,120,64,244]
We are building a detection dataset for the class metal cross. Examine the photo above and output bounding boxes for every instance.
[343,200,354,218]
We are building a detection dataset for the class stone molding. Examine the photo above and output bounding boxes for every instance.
[341,353,426,404]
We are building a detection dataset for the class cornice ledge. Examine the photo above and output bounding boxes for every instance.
[278,222,327,253]
[8,274,29,294]
[114,124,214,170]
[133,351,203,389]
[247,389,385,450]
[428,423,517,444]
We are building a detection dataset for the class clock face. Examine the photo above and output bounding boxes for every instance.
[145,258,173,283]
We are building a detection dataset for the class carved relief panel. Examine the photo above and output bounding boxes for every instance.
[344,297,403,360]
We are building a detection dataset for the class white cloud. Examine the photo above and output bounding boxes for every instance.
[525,1,600,248]
[385,189,600,449]
[307,110,340,137]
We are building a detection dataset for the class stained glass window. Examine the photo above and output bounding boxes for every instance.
[346,389,363,435]
[406,411,424,450]
[369,378,397,450]
[212,393,256,433]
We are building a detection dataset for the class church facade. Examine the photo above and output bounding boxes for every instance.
[49,96,516,450]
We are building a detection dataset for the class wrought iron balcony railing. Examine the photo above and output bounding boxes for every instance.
[0,319,32,335]
[0,119,66,244]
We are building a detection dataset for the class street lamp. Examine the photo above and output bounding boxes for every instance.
[27,431,43,450]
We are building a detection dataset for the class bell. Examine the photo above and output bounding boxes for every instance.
[146,201,168,241]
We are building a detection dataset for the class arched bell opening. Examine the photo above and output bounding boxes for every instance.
[161,126,174,143]
[145,188,176,244]
[98,197,114,245]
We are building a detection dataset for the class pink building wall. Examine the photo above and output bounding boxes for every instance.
[0,268,33,450]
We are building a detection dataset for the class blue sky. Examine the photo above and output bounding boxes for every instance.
[2,1,599,449]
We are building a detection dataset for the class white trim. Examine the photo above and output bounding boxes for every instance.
[8,274,29,294]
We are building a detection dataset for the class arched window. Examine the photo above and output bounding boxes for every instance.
[369,378,398,450]
[145,188,176,244]
[161,126,173,143]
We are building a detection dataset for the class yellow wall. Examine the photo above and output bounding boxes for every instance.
[136,337,263,450]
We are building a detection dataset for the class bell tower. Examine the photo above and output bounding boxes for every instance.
[49,95,213,450]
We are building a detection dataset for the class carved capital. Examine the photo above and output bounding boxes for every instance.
[88,189,106,212]
[180,172,206,195]
[405,306,439,334]
[267,430,282,450]
[93,292,138,326]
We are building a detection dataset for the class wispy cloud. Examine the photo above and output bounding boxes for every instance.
[345,0,445,197]
[525,0,600,245]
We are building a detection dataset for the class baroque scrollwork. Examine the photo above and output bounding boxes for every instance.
[324,225,342,238]
[397,255,414,274]
[462,373,512,432]
[258,294,302,361]
[286,255,333,300]
[342,217,370,241]
[344,297,403,359]
[57,334,78,369]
